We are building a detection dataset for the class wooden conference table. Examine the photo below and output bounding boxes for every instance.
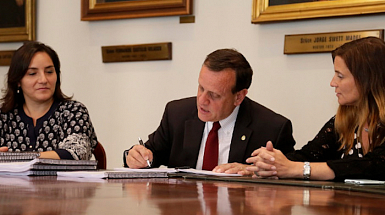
[1,174,385,215]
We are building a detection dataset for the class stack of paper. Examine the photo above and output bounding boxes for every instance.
[0,158,98,176]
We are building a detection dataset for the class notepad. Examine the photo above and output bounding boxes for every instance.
[113,167,177,173]
[57,170,169,179]
[0,152,40,162]
[114,167,241,176]
[0,170,59,176]
[0,158,98,176]
[344,179,385,185]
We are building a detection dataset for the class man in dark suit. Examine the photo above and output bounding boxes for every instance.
[124,49,295,175]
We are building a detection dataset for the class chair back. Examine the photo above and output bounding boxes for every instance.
[93,142,107,169]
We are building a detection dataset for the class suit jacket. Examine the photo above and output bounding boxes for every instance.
[125,96,295,168]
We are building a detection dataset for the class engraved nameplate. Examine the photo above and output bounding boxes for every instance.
[101,42,172,63]
[284,30,384,54]
[0,50,15,66]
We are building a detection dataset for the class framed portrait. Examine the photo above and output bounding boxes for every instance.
[252,0,385,23]
[81,0,193,21]
[0,0,36,42]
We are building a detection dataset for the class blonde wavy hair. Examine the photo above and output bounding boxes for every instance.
[332,37,385,154]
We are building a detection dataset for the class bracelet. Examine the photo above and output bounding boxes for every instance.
[303,162,311,180]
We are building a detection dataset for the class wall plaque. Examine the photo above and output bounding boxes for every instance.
[284,30,384,54]
[180,16,195,23]
[101,42,172,63]
[0,50,15,66]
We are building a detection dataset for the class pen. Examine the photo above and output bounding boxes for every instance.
[138,137,151,168]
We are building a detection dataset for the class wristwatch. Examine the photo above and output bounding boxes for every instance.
[303,162,311,180]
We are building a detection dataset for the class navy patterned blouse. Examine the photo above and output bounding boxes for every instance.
[0,100,98,160]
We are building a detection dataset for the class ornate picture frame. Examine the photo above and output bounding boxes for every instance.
[252,0,385,23]
[81,0,193,21]
[0,0,36,42]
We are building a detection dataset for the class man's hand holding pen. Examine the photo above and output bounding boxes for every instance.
[138,137,152,168]
[125,142,153,169]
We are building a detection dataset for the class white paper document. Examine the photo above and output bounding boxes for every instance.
[0,160,38,172]
[176,168,242,177]
[57,171,108,179]
[113,167,177,173]
[57,167,242,179]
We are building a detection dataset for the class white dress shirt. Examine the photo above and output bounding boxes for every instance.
[195,106,240,170]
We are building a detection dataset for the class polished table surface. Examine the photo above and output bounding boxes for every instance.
[1,175,385,215]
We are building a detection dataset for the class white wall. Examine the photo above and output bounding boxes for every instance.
[1,0,384,168]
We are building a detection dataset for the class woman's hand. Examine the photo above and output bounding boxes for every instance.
[39,151,60,159]
[0,147,8,152]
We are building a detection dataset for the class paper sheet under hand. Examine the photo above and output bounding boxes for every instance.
[177,168,242,177]
[57,171,108,179]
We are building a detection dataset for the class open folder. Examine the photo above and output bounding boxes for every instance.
[57,167,242,179]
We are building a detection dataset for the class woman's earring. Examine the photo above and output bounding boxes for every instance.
[17,87,20,94]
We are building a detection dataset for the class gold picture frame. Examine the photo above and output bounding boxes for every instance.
[81,0,193,21]
[0,0,35,42]
[252,0,385,23]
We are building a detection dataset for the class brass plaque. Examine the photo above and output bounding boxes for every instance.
[0,50,15,66]
[101,42,172,63]
[284,30,384,54]
[180,16,195,23]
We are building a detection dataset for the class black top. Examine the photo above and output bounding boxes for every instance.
[286,116,385,181]
[0,100,98,160]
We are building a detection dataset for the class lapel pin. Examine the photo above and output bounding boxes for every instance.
[241,135,246,141]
